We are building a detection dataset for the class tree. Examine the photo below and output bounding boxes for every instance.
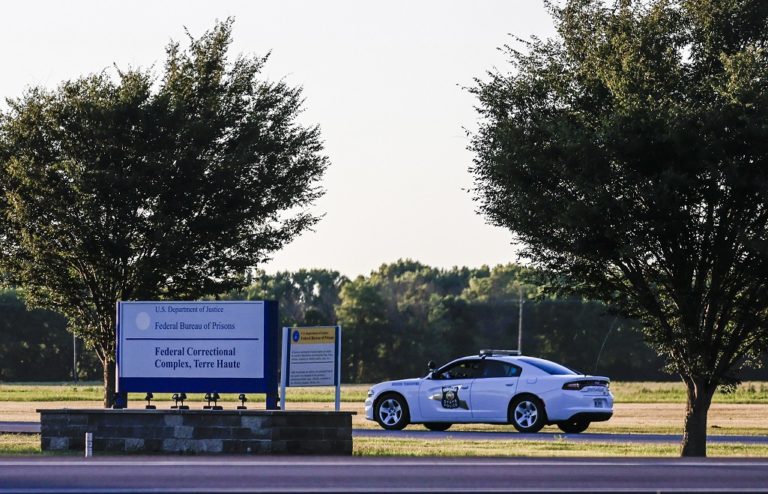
[0,20,328,406]
[229,268,348,327]
[470,0,768,456]
[336,277,391,383]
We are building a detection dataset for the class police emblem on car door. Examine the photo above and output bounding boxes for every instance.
[419,359,482,421]
[441,385,469,409]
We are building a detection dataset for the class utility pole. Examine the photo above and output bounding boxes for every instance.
[72,334,78,382]
[517,286,524,354]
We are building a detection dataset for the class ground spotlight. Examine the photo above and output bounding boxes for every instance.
[144,392,156,409]
[212,392,222,410]
[203,392,222,410]
[237,393,248,410]
[171,392,189,409]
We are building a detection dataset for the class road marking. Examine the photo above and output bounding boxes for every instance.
[3,488,768,494]
[1,459,767,468]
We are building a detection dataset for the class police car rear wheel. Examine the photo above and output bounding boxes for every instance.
[375,393,409,430]
[424,422,452,431]
[509,396,546,433]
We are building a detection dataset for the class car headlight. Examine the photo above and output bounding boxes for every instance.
[367,388,374,398]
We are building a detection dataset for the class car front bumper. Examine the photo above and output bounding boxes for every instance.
[364,397,374,421]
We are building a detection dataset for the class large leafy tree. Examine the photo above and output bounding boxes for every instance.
[231,268,348,327]
[470,0,768,456]
[0,20,328,406]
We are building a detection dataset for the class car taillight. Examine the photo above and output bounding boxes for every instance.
[562,380,609,390]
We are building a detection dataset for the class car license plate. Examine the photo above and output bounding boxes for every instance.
[594,399,605,408]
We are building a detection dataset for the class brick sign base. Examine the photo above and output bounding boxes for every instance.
[38,409,353,455]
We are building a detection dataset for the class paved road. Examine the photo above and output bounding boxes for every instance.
[3,421,767,444]
[1,456,768,492]
[0,423,40,434]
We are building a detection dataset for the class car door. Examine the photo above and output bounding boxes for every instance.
[418,359,483,422]
[470,360,522,421]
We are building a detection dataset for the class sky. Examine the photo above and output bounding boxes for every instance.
[1,1,558,278]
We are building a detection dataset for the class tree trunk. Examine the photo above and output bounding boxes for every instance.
[680,377,716,457]
[102,358,116,408]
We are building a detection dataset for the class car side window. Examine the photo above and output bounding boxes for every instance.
[479,360,521,378]
[435,360,483,380]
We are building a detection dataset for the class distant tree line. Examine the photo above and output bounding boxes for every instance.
[3,260,766,383]
[0,289,100,381]
[226,260,670,382]
[226,260,767,383]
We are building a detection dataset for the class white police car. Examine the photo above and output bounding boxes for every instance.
[364,350,613,433]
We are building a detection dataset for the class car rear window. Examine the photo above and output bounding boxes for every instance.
[518,357,577,375]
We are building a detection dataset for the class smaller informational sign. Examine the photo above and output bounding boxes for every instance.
[280,326,341,411]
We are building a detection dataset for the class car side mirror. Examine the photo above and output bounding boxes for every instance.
[427,360,436,371]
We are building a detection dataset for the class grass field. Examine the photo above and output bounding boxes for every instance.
[3,382,768,435]
[3,381,768,404]
[0,380,736,405]
[0,383,369,403]
[2,433,768,457]
[0,434,41,455]
[2,381,767,457]
[353,437,768,457]
[613,381,768,404]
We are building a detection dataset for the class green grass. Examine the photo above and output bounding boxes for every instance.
[4,434,767,458]
[4,381,765,457]
[2,380,767,405]
[0,383,104,401]
[353,437,768,457]
[612,381,768,404]
[3,381,768,404]
[0,434,41,455]
[0,383,370,403]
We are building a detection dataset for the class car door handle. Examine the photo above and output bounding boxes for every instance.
[460,385,470,389]
[505,383,516,387]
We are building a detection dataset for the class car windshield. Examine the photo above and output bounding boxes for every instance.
[518,357,578,375]
[433,359,484,380]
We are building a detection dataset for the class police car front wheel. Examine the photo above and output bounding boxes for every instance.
[375,393,410,430]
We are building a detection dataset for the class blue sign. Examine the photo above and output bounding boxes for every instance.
[116,300,278,395]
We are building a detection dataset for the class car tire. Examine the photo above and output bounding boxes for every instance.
[557,420,590,434]
[375,393,410,430]
[423,422,452,432]
[509,395,546,433]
